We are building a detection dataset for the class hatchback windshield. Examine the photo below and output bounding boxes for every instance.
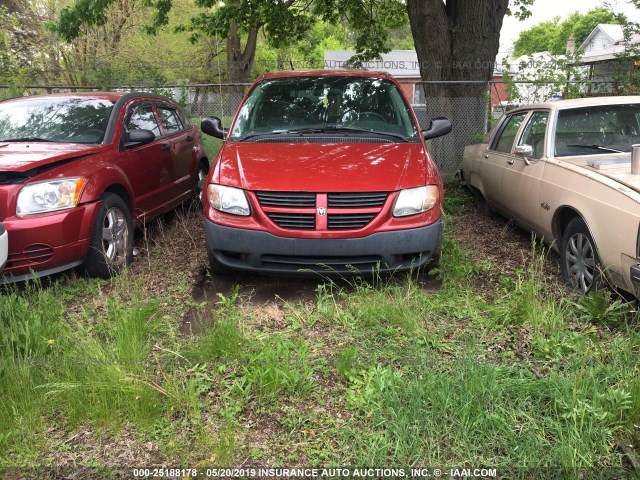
[231,76,418,140]
[0,98,115,144]
[555,104,640,156]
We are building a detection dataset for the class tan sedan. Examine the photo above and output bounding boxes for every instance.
[461,96,640,297]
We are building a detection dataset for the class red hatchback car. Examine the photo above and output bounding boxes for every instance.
[0,92,209,282]
[201,71,451,275]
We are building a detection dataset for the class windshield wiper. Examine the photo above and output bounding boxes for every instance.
[237,131,289,142]
[287,126,410,142]
[566,144,624,154]
[0,137,57,143]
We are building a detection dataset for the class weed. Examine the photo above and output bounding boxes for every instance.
[187,314,247,361]
[575,291,634,327]
[232,337,316,405]
[216,285,240,309]
[442,185,471,216]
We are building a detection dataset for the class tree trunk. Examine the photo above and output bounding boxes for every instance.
[226,22,258,86]
[406,0,509,177]
[407,0,508,99]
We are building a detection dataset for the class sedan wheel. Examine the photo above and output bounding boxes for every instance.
[561,217,601,294]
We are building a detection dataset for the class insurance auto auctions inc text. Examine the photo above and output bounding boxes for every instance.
[191,467,498,478]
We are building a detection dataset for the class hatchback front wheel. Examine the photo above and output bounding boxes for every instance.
[83,193,134,278]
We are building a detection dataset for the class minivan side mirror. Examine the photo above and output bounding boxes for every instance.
[201,117,227,139]
[124,129,156,149]
[422,117,452,140]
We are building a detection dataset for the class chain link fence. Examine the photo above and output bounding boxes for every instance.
[0,81,488,179]
[27,80,640,181]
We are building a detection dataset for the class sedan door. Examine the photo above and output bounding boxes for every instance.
[480,111,528,210]
[501,110,550,232]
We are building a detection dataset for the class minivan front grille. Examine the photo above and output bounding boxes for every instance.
[256,191,316,208]
[327,192,387,207]
[267,213,316,229]
[257,190,389,231]
[328,213,377,229]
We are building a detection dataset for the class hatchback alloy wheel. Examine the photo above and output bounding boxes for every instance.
[102,206,129,266]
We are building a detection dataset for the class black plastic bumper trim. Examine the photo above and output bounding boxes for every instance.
[204,219,442,276]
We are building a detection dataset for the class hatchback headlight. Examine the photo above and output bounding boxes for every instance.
[393,185,439,217]
[208,184,250,216]
[16,177,88,216]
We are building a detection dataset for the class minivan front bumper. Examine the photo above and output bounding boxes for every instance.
[204,219,442,275]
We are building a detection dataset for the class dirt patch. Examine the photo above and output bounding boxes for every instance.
[447,190,563,288]
[123,190,564,335]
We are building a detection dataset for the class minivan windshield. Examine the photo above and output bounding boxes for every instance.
[230,76,419,141]
[0,98,115,144]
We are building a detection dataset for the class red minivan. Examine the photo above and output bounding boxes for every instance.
[201,71,451,275]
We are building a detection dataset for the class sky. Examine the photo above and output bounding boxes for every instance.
[498,0,640,55]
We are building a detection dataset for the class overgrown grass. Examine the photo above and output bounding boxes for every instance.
[2,193,640,474]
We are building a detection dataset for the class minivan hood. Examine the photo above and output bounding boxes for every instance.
[0,142,103,173]
[216,142,435,192]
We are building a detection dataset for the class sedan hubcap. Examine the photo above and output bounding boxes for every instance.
[101,207,129,265]
[565,232,596,293]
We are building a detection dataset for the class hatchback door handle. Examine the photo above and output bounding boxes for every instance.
[507,159,514,165]
[160,143,171,151]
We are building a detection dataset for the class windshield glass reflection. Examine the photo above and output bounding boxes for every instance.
[231,77,418,140]
[0,98,115,144]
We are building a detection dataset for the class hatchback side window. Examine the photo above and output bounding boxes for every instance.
[156,104,184,135]
[126,103,161,137]
[175,108,192,129]
[493,112,527,153]
[517,111,549,159]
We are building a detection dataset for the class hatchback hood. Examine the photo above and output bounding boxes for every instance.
[216,142,435,192]
[0,142,103,173]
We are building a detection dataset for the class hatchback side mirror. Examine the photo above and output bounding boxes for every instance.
[201,117,227,139]
[422,117,452,140]
[124,129,155,149]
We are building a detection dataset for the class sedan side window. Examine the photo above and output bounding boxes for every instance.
[517,111,549,159]
[156,104,184,135]
[126,103,161,137]
[493,112,527,153]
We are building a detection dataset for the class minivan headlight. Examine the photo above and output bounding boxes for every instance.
[393,185,439,217]
[17,177,88,216]
[208,184,250,216]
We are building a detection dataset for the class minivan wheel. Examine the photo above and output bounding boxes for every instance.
[560,217,602,294]
[83,193,134,278]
